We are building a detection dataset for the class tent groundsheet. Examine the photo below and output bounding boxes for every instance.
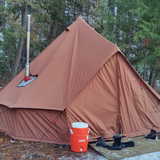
[89,135,160,160]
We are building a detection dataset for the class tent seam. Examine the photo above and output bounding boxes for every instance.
[63,46,119,111]
[66,22,79,100]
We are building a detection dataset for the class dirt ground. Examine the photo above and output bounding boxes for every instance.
[0,132,107,160]
[0,133,160,160]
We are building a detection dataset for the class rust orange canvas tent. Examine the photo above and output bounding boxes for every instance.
[0,17,160,144]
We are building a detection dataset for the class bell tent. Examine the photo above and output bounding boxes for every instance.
[0,17,160,144]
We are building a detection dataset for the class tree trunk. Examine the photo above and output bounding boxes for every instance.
[143,61,146,81]
[150,58,158,88]
[12,3,27,78]
[154,79,157,91]
[20,37,27,70]
[50,21,58,43]
[73,1,76,21]
[115,4,119,46]
[0,0,6,28]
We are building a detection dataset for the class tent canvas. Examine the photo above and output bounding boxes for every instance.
[0,17,160,144]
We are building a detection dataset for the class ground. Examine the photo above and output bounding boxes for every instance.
[0,132,160,160]
[0,132,107,160]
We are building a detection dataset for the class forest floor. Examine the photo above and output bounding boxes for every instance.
[0,132,107,160]
[0,132,160,160]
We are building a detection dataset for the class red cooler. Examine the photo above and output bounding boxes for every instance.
[70,122,90,152]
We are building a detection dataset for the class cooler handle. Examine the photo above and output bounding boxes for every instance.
[88,128,90,133]
[70,129,73,134]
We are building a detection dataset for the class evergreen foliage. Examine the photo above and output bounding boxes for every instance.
[0,0,160,91]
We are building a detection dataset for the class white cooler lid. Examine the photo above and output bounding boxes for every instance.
[72,122,88,128]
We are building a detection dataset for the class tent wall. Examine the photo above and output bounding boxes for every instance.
[66,54,120,141]
[118,53,160,137]
[0,105,70,144]
[0,52,160,144]
[66,52,160,142]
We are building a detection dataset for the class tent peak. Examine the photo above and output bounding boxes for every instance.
[65,16,93,32]
[65,17,83,31]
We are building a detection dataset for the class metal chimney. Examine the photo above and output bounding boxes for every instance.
[25,5,31,82]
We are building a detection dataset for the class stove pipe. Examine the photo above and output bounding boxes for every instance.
[25,5,31,82]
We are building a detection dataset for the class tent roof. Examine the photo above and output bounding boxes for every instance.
[0,17,159,110]
[0,17,120,110]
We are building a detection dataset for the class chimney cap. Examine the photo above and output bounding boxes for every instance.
[27,5,31,15]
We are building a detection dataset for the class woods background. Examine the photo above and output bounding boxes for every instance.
[0,0,160,92]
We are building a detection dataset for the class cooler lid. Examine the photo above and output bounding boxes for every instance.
[72,122,88,128]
